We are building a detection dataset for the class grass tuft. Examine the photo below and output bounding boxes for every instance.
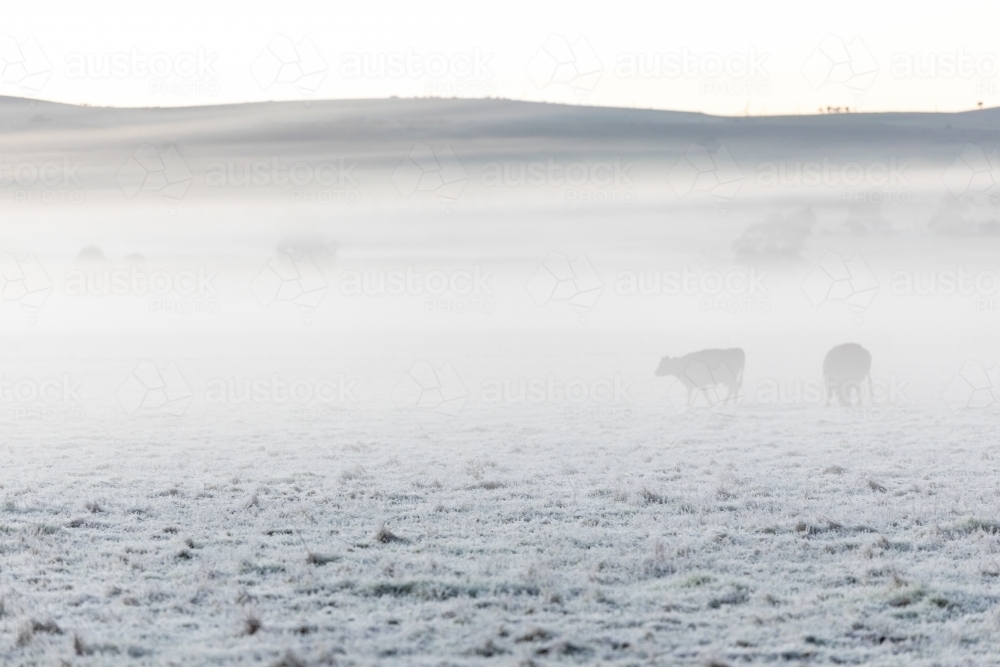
[639,487,668,504]
[375,523,408,544]
[17,619,62,646]
[271,650,307,667]
[242,611,262,636]
[74,634,91,656]
[469,637,509,656]
[951,518,1000,535]
[868,480,888,493]
[516,627,554,643]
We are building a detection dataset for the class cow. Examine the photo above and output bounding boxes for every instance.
[655,348,745,406]
[823,343,872,406]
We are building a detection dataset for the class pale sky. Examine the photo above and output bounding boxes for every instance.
[3,0,997,115]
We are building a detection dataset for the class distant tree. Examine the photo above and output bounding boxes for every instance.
[733,208,816,259]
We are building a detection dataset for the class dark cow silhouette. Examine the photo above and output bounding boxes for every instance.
[823,343,872,406]
[655,348,745,406]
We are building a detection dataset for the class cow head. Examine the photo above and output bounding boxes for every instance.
[655,356,677,377]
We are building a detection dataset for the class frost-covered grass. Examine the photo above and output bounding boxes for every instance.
[1,409,999,666]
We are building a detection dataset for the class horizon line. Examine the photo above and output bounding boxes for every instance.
[0,94,993,119]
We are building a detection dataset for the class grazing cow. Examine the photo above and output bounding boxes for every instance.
[655,348,745,406]
[823,343,872,406]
